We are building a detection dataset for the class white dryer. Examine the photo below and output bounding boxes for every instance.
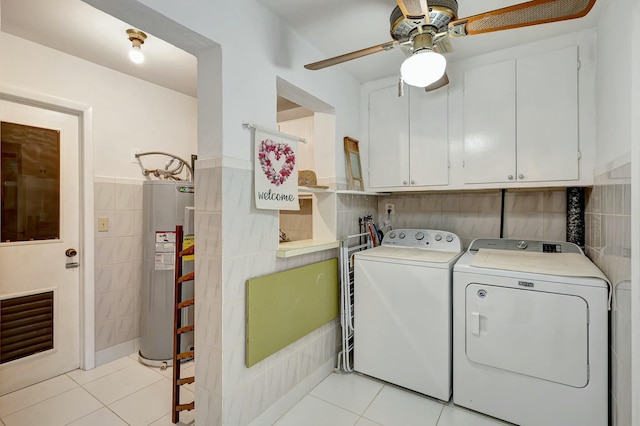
[453,239,609,426]
[353,229,463,401]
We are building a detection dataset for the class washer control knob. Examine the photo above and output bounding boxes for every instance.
[516,240,528,249]
[388,232,396,239]
[399,232,406,239]
[435,234,442,241]
[446,235,454,242]
[415,232,424,240]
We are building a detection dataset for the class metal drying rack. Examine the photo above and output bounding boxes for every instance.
[337,232,373,373]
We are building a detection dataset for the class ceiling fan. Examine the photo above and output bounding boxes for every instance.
[304,0,596,91]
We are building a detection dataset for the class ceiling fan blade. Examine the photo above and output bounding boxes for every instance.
[396,0,430,19]
[304,41,398,70]
[449,0,596,37]
[425,72,449,92]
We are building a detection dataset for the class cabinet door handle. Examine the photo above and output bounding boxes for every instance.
[508,175,514,180]
[518,174,524,179]
[403,180,408,185]
[410,180,416,185]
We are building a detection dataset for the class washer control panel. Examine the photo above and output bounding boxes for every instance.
[382,229,461,252]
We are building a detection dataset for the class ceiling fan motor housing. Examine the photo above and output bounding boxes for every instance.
[390,0,459,42]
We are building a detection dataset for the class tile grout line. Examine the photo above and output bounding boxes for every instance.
[62,405,106,426]
[0,378,81,420]
[81,374,167,407]
[66,363,134,387]
[354,382,386,425]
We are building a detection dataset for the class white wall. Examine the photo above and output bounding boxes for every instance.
[596,0,633,168]
[129,0,361,183]
[0,32,197,179]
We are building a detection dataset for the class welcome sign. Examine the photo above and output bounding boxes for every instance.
[254,129,299,211]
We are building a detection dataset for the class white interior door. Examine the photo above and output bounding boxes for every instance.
[0,99,80,395]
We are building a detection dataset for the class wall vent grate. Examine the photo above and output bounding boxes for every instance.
[0,291,54,364]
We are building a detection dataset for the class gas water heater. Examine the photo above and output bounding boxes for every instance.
[139,180,194,367]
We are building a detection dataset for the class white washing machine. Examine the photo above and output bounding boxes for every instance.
[353,229,463,401]
[453,238,610,426]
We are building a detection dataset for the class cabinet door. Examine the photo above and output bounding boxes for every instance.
[368,85,410,188]
[463,60,516,184]
[517,46,579,182]
[409,86,449,186]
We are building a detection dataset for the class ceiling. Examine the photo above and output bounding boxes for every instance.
[258,0,604,83]
[1,0,604,98]
[0,0,197,97]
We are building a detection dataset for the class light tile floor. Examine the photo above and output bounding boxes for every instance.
[0,353,194,426]
[0,354,510,426]
[273,372,512,426]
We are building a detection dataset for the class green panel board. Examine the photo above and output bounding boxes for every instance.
[245,258,339,367]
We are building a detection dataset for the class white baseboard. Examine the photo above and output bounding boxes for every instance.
[94,338,140,367]
[249,359,334,426]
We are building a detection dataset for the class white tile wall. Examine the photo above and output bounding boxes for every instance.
[378,189,567,248]
[336,193,378,238]
[585,164,631,426]
[194,164,224,426]
[93,178,143,352]
[195,161,342,425]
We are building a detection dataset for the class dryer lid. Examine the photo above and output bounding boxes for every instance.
[470,249,609,285]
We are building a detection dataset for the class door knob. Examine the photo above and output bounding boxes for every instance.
[518,174,524,179]
[65,248,78,257]
[507,175,514,180]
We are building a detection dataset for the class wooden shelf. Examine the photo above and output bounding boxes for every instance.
[276,239,340,258]
[335,190,388,195]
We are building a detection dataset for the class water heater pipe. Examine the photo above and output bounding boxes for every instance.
[135,151,194,181]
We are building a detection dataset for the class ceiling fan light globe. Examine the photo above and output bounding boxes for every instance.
[400,50,446,87]
[129,46,145,64]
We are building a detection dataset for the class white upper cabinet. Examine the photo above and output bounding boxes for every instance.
[368,85,448,189]
[409,86,449,187]
[463,45,579,185]
[516,46,579,182]
[462,59,516,184]
[369,85,409,188]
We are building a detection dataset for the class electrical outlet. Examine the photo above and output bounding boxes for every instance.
[98,217,109,232]
[385,203,395,215]
[130,148,141,163]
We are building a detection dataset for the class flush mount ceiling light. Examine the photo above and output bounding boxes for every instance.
[400,32,446,88]
[126,29,147,64]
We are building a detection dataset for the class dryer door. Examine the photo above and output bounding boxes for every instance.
[465,283,589,387]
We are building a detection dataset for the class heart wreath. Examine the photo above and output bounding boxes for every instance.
[258,139,296,186]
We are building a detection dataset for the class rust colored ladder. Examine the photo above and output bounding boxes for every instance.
[172,225,195,423]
